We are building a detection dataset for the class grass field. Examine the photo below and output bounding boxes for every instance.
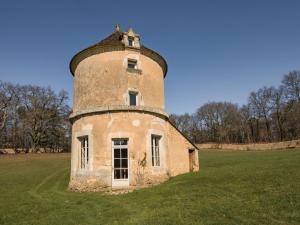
[0,150,299,225]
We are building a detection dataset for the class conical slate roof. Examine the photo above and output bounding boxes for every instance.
[69,28,168,77]
[97,30,123,45]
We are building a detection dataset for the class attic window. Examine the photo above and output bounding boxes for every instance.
[128,37,134,47]
[128,59,137,69]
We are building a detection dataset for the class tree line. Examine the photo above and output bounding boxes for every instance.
[170,70,300,144]
[0,81,71,152]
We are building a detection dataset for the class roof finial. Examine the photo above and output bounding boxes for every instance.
[115,23,121,32]
[128,27,133,33]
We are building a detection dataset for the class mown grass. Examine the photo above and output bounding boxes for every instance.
[0,150,299,225]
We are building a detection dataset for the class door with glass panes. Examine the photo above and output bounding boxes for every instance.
[112,139,129,187]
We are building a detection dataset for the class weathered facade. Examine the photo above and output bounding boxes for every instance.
[69,25,199,191]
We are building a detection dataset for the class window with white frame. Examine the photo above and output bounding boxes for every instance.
[112,139,128,179]
[79,136,89,169]
[127,59,137,69]
[151,135,161,166]
[129,91,138,106]
[128,37,134,47]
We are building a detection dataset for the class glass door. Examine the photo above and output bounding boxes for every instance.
[112,139,129,187]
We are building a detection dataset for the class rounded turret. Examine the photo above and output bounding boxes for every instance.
[68,25,198,191]
[70,26,168,115]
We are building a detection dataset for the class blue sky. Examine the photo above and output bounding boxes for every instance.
[0,0,299,114]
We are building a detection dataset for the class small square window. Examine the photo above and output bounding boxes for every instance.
[128,59,137,69]
[129,92,137,106]
[128,37,134,47]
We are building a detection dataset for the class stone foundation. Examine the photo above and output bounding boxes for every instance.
[68,174,169,193]
[68,176,110,192]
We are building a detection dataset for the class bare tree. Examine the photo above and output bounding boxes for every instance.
[169,71,300,144]
[281,71,300,140]
[0,81,15,131]
[248,87,274,141]
[282,71,300,102]
[270,86,286,141]
[195,102,242,143]
[169,113,192,137]
[18,85,71,152]
[0,81,71,152]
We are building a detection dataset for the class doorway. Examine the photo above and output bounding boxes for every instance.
[112,139,129,187]
[189,149,195,172]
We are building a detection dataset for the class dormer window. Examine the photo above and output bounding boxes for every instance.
[128,59,137,69]
[124,28,140,49]
[128,37,134,47]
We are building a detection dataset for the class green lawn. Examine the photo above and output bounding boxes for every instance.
[0,150,299,225]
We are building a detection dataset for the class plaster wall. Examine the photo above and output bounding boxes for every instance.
[69,112,199,190]
[73,50,165,112]
[167,124,199,176]
[70,112,169,190]
[69,45,198,192]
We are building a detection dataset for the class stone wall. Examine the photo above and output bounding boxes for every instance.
[167,123,199,176]
[69,111,199,191]
[0,149,16,154]
[74,50,165,112]
[70,112,169,190]
[70,39,198,192]
[197,139,300,151]
[0,148,64,154]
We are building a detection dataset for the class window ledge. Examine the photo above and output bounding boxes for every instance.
[70,105,169,121]
[152,166,162,173]
[127,68,142,74]
[125,45,141,51]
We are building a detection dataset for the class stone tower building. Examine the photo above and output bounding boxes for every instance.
[69,25,199,191]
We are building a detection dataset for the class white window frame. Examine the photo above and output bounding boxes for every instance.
[151,135,161,167]
[127,59,138,70]
[78,136,89,170]
[129,91,138,106]
[128,37,135,47]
